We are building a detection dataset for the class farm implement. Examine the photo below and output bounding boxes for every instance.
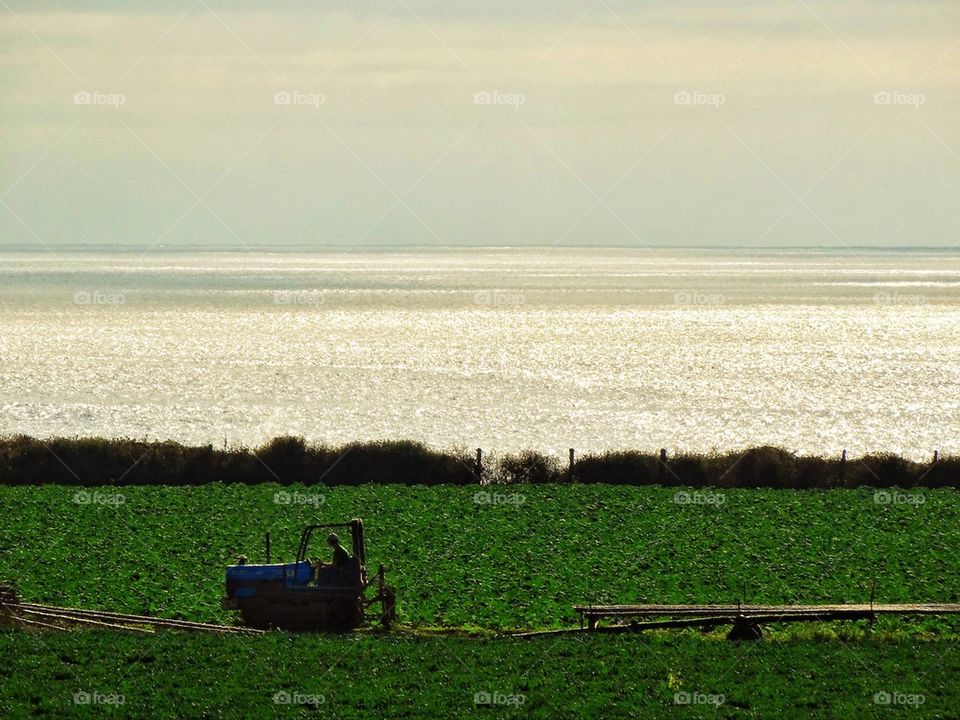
[221,518,397,631]
[515,598,960,640]
[0,584,260,635]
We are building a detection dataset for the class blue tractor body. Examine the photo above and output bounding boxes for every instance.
[221,519,395,631]
[225,561,313,599]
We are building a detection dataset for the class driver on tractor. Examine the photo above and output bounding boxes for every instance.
[327,533,351,567]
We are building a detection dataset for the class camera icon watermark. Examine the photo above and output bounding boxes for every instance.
[674,690,725,707]
[72,490,126,508]
[873,690,924,707]
[273,290,325,308]
[73,91,126,108]
[672,289,725,306]
[872,290,926,306]
[473,90,526,108]
[873,91,925,108]
[273,491,326,507]
[73,691,125,706]
[673,490,725,507]
[473,690,526,707]
[273,91,326,108]
[673,90,725,108]
[73,290,126,306]
[873,490,925,507]
[473,289,525,307]
[272,690,324,706]
[473,491,526,507]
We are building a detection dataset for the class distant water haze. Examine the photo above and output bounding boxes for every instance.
[1,248,957,459]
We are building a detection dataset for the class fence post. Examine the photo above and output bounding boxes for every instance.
[933,449,939,464]
[568,448,575,481]
[658,448,668,481]
[475,448,482,481]
[840,449,847,483]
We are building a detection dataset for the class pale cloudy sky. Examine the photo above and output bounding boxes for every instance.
[1,0,957,249]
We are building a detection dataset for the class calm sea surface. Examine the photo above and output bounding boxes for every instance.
[1,248,958,459]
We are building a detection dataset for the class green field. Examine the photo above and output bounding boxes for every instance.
[1,631,955,719]
[1,484,957,629]
[3,484,958,718]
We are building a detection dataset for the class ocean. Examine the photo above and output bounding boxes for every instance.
[1,247,958,459]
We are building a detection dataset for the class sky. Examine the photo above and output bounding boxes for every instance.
[0,0,958,250]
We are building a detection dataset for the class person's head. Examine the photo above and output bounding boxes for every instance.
[326,533,340,548]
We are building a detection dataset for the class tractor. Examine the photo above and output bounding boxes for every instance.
[221,518,395,631]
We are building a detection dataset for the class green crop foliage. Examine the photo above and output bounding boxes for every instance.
[1,631,957,719]
[1,485,958,631]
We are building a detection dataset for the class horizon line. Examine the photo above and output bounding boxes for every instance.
[2,244,958,254]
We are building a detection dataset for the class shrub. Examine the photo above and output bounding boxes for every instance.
[574,451,659,485]
[0,436,955,489]
[497,451,562,484]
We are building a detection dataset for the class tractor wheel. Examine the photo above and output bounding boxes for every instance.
[329,599,362,630]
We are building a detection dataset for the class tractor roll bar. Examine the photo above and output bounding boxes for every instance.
[295,519,365,566]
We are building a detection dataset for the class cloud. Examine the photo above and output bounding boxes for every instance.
[0,1,957,247]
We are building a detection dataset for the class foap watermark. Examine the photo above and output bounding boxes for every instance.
[873,490,925,507]
[274,91,326,108]
[873,91,925,108]
[873,290,926,306]
[473,90,525,108]
[674,90,725,108]
[674,691,725,707]
[274,491,326,507]
[73,691,125,706]
[674,490,725,507]
[74,290,125,306]
[73,490,126,508]
[273,290,325,308]
[873,690,925,707]
[272,690,325,706]
[74,91,125,108]
[473,289,525,307]
[473,690,526,707]
[672,290,725,306]
[473,491,526,507]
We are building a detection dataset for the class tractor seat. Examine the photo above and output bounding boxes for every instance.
[316,557,363,588]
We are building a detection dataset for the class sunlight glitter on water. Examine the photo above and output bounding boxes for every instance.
[1,248,958,459]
